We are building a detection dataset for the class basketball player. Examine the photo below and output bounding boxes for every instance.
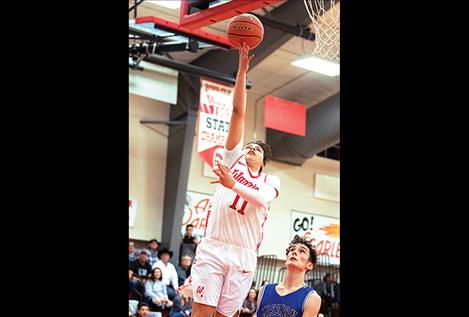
[179,42,281,317]
[256,235,321,317]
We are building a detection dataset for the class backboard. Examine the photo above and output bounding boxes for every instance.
[180,0,284,29]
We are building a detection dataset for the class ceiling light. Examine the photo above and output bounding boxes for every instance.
[291,55,340,77]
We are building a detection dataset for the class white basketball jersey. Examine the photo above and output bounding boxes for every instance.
[205,143,281,251]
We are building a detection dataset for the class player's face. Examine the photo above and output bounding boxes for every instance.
[285,244,313,271]
[243,143,264,165]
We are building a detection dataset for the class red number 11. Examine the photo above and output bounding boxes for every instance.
[229,195,248,215]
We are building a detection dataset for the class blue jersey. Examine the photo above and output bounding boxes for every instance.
[257,283,316,317]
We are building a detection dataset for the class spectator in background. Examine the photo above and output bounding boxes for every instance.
[331,272,340,303]
[261,280,269,287]
[147,239,161,267]
[179,224,198,265]
[145,267,173,311]
[318,272,336,316]
[251,280,257,289]
[130,250,153,279]
[176,255,192,287]
[136,302,151,317]
[240,287,258,317]
[316,273,327,293]
[330,272,340,317]
[153,248,181,314]
[129,250,153,301]
[129,241,138,263]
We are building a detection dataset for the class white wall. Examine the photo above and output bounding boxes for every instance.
[129,93,170,241]
[258,157,339,259]
[129,61,178,104]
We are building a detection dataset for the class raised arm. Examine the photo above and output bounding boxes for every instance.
[225,42,254,150]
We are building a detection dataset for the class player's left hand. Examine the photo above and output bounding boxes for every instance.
[211,162,236,189]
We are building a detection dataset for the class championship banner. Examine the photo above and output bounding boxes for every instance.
[291,210,340,265]
[181,191,213,239]
[198,79,234,168]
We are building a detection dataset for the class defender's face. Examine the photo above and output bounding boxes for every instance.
[285,244,313,271]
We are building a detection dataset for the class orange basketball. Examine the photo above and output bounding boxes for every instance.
[226,13,264,50]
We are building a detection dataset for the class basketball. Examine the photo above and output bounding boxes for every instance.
[226,13,264,50]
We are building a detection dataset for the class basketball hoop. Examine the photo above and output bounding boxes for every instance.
[303,0,340,62]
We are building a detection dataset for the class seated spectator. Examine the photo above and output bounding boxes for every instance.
[129,250,152,301]
[176,255,192,287]
[136,302,151,317]
[147,239,161,267]
[129,241,138,263]
[240,287,258,317]
[152,248,181,312]
[145,267,174,311]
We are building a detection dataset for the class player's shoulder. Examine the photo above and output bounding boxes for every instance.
[308,289,321,301]
[264,173,280,182]
[263,173,281,188]
[257,283,274,305]
[303,290,321,316]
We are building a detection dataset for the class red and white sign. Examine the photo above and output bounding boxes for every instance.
[264,95,306,136]
[197,79,234,168]
[291,210,340,265]
[181,191,213,238]
[129,198,137,228]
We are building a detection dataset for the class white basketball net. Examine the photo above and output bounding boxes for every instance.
[303,0,340,62]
